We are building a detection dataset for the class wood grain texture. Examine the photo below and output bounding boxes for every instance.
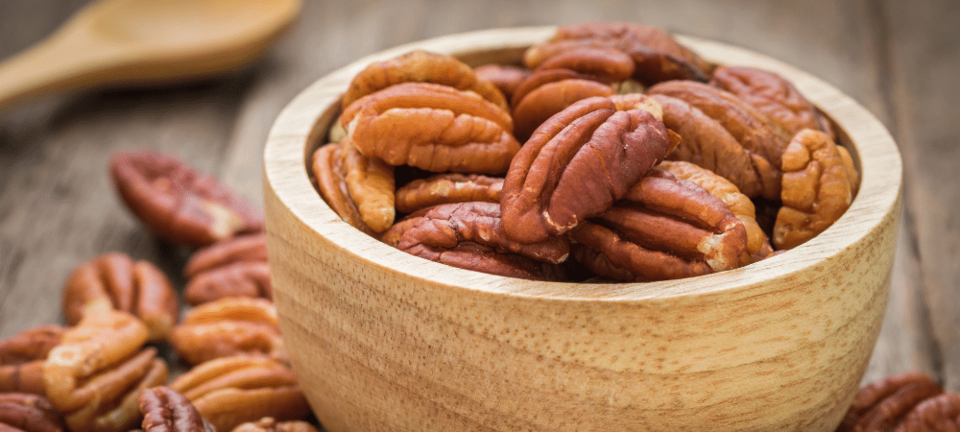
[263,29,902,432]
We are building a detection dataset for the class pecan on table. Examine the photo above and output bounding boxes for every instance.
[0,393,64,432]
[385,202,569,281]
[231,417,318,432]
[710,65,836,140]
[0,325,65,395]
[570,169,747,282]
[184,233,271,306]
[139,387,216,432]
[312,137,395,233]
[500,95,669,243]
[395,173,503,214]
[170,356,311,432]
[836,372,944,432]
[895,393,960,432]
[342,82,520,175]
[342,50,508,111]
[474,64,530,100]
[110,151,263,248]
[169,297,285,365]
[63,252,178,341]
[43,310,168,432]
[774,129,859,250]
[524,21,713,86]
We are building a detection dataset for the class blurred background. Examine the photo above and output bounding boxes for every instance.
[0,0,958,392]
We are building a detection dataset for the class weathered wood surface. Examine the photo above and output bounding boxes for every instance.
[0,0,957,404]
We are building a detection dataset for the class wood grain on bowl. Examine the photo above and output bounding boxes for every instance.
[263,27,901,432]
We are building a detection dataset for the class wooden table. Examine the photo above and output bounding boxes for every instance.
[2,0,958,400]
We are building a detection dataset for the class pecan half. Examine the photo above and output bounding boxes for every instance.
[312,142,373,235]
[184,234,271,306]
[895,393,960,432]
[343,50,508,111]
[140,387,216,432]
[312,138,395,233]
[169,297,285,365]
[43,310,168,432]
[342,82,520,174]
[170,356,311,432]
[501,96,669,243]
[63,253,178,341]
[774,129,858,250]
[711,65,836,140]
[231,417,318,432]
[395,173,503,214]
[0,393,64,432]
[570,169,747,281]
[836,372,944,432]
[474,64,530,100]
[657,161,768,265]
[110,151,263,248]
[0,325,65,395]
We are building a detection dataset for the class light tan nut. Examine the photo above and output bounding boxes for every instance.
[169,298,285,365]
[139,386,216,432]
[184,233,271,306]
[473,64,530,100]
[395,173,503,214]
[0,325,66,396]
[0,393,65,432]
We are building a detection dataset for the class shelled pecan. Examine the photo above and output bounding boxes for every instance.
[63,253,178,341]
[169,297,285,365]
[395,173,503,214]
[111,151,263,248]
[0,325,65,395]
[311,142,374,235]
[139,387,216,432]
[836,372,945,432]
[184,233,271,306]
[170,356,311,432]
[501,95,669,243]
[473,64,530,100]
[231,417,318,432]
[895,393,960,432]
[43,310,167,432]
[0,393,64,432]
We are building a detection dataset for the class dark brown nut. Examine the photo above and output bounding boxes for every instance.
[501,96,669,243]
[169,298,285,365]
[311,138,395,233]
[570,169,747,282]
[836,372,944,432]
[0,325,65,395]
[511,73,615,142]
[341,82,520,174]
[110,151,263,248]
[343,50,508,112]
[657,161,768,265]
[170,356,311,432]
[473,64,530,100]
[140,387,216,432]
[895,393,960,432]
[43,310,168,432]
[774,129,858,250]
[63,253,178,341]
[395,173,503,214]
[524,22,712,86]
[184,233,270,306]
[0,393,64,432]
[379,208,429,248]
[710,65,836,139]
[534,46,635,83]
[231,417,318,432]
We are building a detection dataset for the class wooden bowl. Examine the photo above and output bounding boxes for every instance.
[263,27,902,432]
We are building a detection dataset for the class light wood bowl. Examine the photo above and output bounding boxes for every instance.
[263,27,902,432]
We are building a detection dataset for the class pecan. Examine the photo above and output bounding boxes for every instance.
[342,82,520,174]
[895,393,960,432]
[657,161,768,265]
[395,173,503,214]
[110,151,263,248]
[474,64,530,100]
[570,169,747,281]
[0,325,65,395]
[43,310,168,432]
[343,50,508,111]
[0,393,64,432]
[524,22,712,86]
[63,253,178,341]
[169,356,311,432]
[311,142,373,235]
[184,234,271,306]
[836,372,944,432]
[312,137,396,233]
[501,96,669,243]
[774,129,858,250]
[169,297,285,365]
[231,417,318,432]
[711,65,836,140]
[139,387,216,432]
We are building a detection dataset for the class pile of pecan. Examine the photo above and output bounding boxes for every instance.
[313,21,860,282]
[1,149,317,432]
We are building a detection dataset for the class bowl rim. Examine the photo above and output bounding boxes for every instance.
[263,26,902,302]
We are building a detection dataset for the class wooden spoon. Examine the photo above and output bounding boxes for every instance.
[0,0,301,110]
